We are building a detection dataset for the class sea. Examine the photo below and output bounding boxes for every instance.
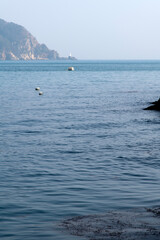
[0,60,160,239]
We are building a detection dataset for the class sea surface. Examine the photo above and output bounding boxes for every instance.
[0,60,160,239]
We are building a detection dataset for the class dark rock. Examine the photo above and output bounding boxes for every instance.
[144,98,160,110]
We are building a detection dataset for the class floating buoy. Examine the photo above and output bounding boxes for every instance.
[39,91,43,95]
[35,87,40,91]
[68,67,74,71]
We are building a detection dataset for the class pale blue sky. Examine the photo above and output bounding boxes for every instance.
[1,0,160,59]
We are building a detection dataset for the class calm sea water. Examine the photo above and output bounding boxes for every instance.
[0,60,160,239]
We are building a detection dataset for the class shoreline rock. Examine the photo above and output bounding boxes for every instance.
[144,98,160,110]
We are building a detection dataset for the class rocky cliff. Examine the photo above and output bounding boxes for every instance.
[0,19,75,60]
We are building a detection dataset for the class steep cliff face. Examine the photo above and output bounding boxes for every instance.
[0,19,62,60]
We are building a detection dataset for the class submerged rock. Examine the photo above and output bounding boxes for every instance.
[60,207,160,240]
[144,98,160,110]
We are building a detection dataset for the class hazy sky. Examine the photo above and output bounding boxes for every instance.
[1,0,160,59]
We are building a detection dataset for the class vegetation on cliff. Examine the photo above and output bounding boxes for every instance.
[0,19,75,60]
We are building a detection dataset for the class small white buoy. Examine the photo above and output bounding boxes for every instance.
[68,67,74,71]
[39,91,43,95]
[35,87,40,91]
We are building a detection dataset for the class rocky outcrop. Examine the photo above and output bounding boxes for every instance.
[60,207,160,240]
[144,98,160,110]
[0,18,76,60]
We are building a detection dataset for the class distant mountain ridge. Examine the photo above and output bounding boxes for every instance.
[0,19,76,60]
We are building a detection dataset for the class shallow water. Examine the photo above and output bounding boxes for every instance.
[0,60,160,239]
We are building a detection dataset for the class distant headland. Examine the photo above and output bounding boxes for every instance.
[0,18,76,61]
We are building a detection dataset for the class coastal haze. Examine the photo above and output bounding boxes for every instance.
[1,0,160,60]
[0,19,76,60]
[0,19,59,60]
